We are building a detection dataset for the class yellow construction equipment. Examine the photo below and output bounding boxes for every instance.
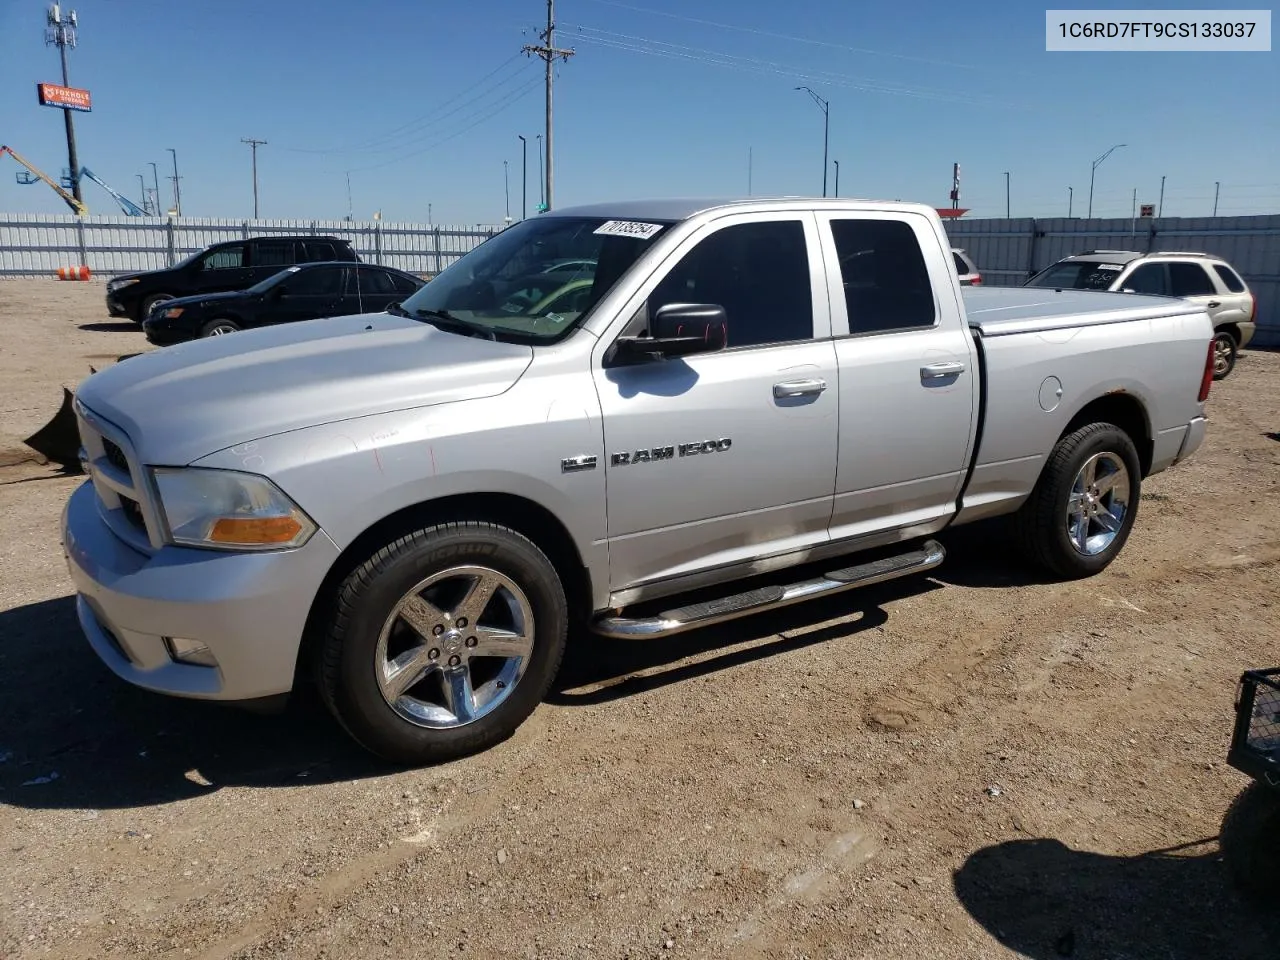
[1,144,87,215]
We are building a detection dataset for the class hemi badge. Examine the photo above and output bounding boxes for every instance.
[561,455,597,473]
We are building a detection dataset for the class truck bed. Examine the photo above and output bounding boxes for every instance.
[962,286,1204,337]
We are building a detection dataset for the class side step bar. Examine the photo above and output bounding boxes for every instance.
[592,539,945,639]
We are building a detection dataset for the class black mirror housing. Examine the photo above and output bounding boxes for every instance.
[615,302,728,360]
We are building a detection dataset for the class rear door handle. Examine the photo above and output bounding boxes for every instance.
[1207,300,1221,308]
[773,378,828,398]
[920,361,966,380]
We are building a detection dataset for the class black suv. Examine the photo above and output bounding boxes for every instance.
[106,235,360,322]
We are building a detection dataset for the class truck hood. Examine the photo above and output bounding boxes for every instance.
[75,312,534,465]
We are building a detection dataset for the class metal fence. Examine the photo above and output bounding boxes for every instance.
[0,213,507,279]
[944,213,1280,347]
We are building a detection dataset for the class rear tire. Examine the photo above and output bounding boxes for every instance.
[318,521,567,765]
[1212,329,1238,380]
[1013,422,1142,579]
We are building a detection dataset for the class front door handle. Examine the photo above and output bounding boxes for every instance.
[773,378,828,398]
[1207,300,1221,308]
[920,361,966,380]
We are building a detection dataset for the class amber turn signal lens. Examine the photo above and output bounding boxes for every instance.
[209,516,303,544]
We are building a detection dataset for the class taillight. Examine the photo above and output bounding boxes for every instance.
[1198,339,1215,402]
[971,274,982,285]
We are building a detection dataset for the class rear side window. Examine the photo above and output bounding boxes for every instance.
[304,240,339,262]
[199,244,245,271]
[1122,263,1169,296]
[253,240,294,268]
[359,268,397,296]
[647,219,814,349]
[830,219,936,334]
[1169,262,1216,297]
[392,273,421,295]
[1213,263,1246,292]
[952,252,971,276]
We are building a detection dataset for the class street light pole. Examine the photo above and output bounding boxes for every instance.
[833,159,839,198]
[1158,175,1165,217]
[1068,185,1073,218]
[535,134,545,209]
[136,174,149,214]
[503,159,511,222]
[517,135,528,220]
[1004,171,1011,218]
[1213,181,1220,216]
[1087,143,1126,218]
[794,86,829,197]
[149,161,161,216]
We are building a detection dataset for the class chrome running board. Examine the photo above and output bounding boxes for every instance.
[592,539,945,639]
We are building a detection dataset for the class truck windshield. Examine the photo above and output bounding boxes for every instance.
[1025,260,1126,290]
[398,216,671,342]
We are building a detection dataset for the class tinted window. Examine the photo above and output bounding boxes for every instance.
[830,219,936,334]
[359,268,397,296]
[1169,262,1216,297]
[1213,263,1246,292]
[284,267,343,296]
[305,240,338,261]
[1122,263,1169,296]
[952,251,971,276]
[200,244,245,270]
[254,240,294,267]
[1025,260,1124,290]
[392,273,421,295]
[648,219,813,348]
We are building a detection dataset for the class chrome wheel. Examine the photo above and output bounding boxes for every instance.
[1214,334,1235,376]
[1066,452,1131,556]
[206,322,237,336]
[374,565,535,729]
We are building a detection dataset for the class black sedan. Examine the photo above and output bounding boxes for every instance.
[141,262,424,345]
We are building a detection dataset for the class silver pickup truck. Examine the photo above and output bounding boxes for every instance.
[62,198,1216,764]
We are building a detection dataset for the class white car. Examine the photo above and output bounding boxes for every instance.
[1025,250,1257,379]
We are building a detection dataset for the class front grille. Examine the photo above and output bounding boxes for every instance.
[102,437,129,473]
[119,495,146,531]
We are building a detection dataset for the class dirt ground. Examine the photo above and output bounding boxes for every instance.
[1,277,1278,960]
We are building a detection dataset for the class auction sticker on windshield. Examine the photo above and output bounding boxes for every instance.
[594,220,665,239]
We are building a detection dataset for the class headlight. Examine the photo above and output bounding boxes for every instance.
[109,277,140,290]
[151,467,316,550]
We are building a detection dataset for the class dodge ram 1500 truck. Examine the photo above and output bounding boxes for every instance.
[62,198,1217,764]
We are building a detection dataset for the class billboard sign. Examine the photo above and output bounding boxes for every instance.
[37,82,92,112]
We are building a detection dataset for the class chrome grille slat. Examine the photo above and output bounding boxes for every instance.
[74,398,161,554]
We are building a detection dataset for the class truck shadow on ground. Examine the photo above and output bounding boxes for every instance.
[78,322,139,333]
[953,828,1280,959]
[0,529,1032,810]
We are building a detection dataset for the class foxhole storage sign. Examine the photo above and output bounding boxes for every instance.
[37,82,92,111]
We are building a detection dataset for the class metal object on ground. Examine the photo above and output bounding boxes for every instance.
[1229,668,1280,789]
[22,385,81,469]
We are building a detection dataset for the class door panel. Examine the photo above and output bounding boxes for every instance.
[1169,260,1246,326]
[268,266,346,325]
[191,243,252,294]
[591,212,839,594]
[356,267,401,313]
[817,212,978,541]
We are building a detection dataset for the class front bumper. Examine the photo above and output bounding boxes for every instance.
[106,294,129,318]
[142,321,192,346]
[61,480,341,701]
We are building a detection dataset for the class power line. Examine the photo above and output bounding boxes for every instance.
[565,28,1018,108]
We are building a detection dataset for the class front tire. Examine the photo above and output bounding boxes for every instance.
[138,293,174,323]
[1014,422,1142,579]
[1212,329,1238,380]
[318,522,568,764]
[201,318,240,337]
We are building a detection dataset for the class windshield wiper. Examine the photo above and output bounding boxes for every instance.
[411,308,497,341]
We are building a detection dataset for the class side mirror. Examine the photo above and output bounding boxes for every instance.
[616,303,728,360]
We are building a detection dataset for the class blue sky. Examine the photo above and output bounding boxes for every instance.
[1,0,1276,223]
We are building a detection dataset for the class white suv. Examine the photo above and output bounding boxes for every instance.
[1025,250,1257,379]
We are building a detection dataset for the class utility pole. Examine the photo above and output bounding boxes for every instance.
[833,159,839,198]
[345,171,353,221]
[522,0,574,212]
[1131,187,1137,237]
[1004,171,1011,218]
[136,174,149,214]
[535,134,544,208]
[45,4,83,207]
[1158,175,1165,218]
[748,146,753,196]
[167,147,182,216]
[1213,181,1220,216]
[428,202,433,225]
[241,138,266,218]
[1068,185,1073,218]
[149,161,161,216]
[795,86,829,197]
[517,135,528,219]
[1088,143,1126,218]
